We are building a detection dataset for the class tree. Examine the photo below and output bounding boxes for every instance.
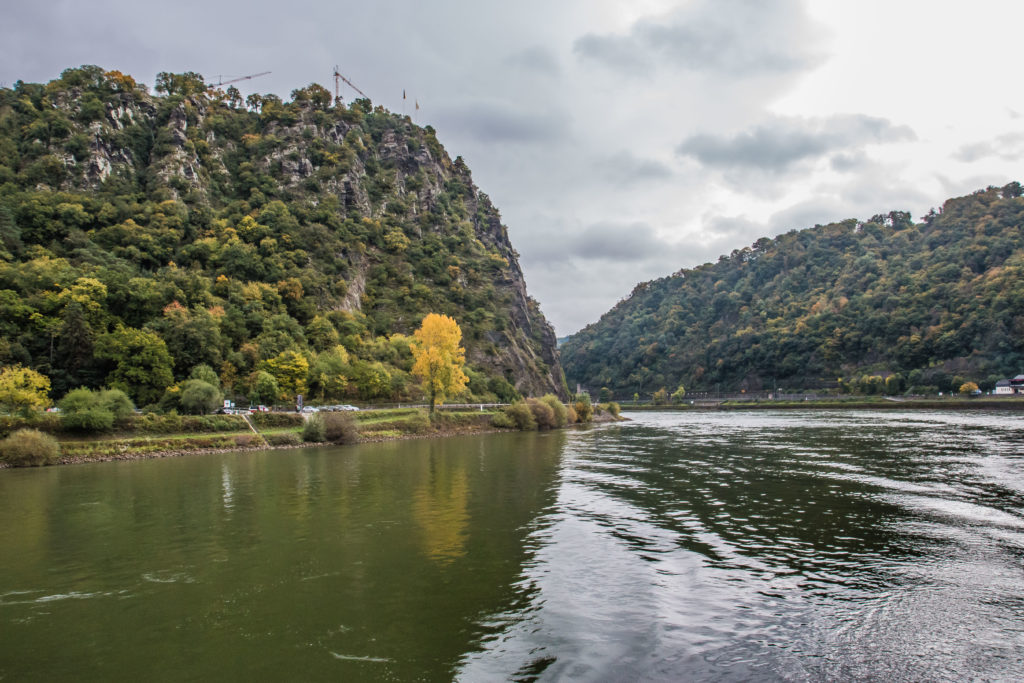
[959,381,980,396]
[248,371,280,406]
[94,326,174,406]
[0,365,51,415]
[410,313,468,412]
[180,379,223,415]
[262,350,309,401]
[671,385,686,403]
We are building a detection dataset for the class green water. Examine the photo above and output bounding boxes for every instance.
[2,411,1024,680]
[0,431,565,681]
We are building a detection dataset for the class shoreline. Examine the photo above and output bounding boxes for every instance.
[624,399,1024,411]
[3,416,623,469]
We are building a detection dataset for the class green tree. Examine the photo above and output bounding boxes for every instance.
[410,313,468,412]
[180,379,223,415]
[248,371,280,406]
[0,365,51,415]
[95,326,174,406]
[671,385,686,403]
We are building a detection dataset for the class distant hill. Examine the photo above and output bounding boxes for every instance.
[0,66,565,405]
[561,184,1024,396]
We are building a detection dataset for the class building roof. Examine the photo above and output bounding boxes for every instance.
[996,379,1011,386]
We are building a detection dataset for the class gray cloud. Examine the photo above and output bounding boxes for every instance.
[431,100,571,145]
[953,132,1024,162]
[596,151,673,185]
[677,114,915,170]
[574,0,824,76]
[505,46,561,76]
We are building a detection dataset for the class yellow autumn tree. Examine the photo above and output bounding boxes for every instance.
[411,313,468,412]
[0,366,51,415]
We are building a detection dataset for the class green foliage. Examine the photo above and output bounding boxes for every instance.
[562,188,1024,395]
[526,397,556,429]
[0,66,564,412]
[179,379,223,415]
[302,413,326,442]
[59,387,114,432]
[0,366,51,415]
[539,394,567,427]
[502,401,537,431]
[265,431,301,446]
[573,392,593,423]
[0,428,60,466]
[602,401,621,418]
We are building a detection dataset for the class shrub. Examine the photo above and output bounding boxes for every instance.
[322,412,359,444]
[574,393,594,423]
[539,394,567,427]
[100,389,135,419]
[527,398,556,429]
[491,411,517,429]
[265,432,301,446]
[180,379,223,415]
[302,414,326,442]
[503,401,537,431]
[601,401,620,418]
[0,428,60,466]
[250,412,304,429]
[566,405,578,424]
[59,388,114,432]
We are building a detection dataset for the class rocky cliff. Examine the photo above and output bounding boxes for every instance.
[0,66,565,402]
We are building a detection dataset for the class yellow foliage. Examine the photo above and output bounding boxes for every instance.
[410,313,468,411]
[0,366,51,414]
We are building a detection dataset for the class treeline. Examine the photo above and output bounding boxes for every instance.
[0,66,560,409]
[562,184,1024,396]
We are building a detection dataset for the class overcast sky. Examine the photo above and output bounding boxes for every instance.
[4,0,1023,334]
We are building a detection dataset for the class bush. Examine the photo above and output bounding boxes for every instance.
[265,432,301,446]
[566,405,578,424]
[539,394,567,427]
[0,428,60,466]
[322,412,359,444]
[59,388,113,432]
[180,379,223,415]
[302,414,326,442]
[101,389,135,419]
[601,401,620,418]
[574,393,594,423]
[491,411,517,429]
[249,412,304,429]
[527,397,556,429]
[503,401,537,431]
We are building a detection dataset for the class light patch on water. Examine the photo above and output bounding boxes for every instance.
[330,652,391,663]
[142,571,196,584]
[888,494,1024,529]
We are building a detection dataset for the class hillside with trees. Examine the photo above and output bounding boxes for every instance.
[561,184,1024,396]
[0,66,565,408]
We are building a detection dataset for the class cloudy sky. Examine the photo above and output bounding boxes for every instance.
[4,0,1024,334]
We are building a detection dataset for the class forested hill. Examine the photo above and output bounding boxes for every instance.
[561,184,1024,396]
[0,66,565,406]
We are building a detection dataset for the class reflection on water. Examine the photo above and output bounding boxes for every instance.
[458,410,1024,681]
[2,411,1024,680]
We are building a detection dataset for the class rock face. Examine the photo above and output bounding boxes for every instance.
[0,67,566,400]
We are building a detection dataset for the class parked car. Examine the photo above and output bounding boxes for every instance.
[300,406,319,414]
[338,404,360,411]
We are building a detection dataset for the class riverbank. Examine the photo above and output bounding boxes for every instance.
[1,406,624,468]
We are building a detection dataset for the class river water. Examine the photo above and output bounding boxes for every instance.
[1,410,1023,680]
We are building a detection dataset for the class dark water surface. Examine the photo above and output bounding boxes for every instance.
[2,411,1023,680]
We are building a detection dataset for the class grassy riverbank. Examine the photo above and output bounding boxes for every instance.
[1,405,624,467]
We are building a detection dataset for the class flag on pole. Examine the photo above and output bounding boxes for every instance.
[403,89,406,100]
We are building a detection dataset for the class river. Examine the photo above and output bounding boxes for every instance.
[1,410,1023,680]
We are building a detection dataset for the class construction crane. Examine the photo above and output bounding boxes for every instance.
[209,71,271,88]
[333,66,368,103]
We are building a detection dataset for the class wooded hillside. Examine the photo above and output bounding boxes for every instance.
[0,66,565,406]
[561,184,1024,396]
